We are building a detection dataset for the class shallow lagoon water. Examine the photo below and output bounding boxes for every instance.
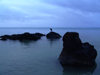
[0,28,100,75]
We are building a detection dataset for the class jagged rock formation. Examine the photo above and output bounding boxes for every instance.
[59,32,97,67]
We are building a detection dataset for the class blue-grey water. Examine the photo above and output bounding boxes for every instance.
[0,28,100,75]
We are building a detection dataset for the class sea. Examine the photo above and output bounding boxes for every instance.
[0,28,100,75]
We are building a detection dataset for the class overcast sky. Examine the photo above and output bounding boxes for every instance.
[0,0,100,27]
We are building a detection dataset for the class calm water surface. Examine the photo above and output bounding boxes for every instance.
[0,28,100,75]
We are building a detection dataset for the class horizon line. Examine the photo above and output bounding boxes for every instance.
[0,27,100,29]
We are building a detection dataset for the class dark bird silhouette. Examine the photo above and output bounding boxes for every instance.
[50,28,52,32]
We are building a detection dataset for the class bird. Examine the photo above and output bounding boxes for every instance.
[50,28,52,32]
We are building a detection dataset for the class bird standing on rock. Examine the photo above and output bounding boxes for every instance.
[50,28,53,32]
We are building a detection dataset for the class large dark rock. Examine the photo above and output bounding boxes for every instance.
[46,32,61,39]
[0,32,45,41]
[59,32,97,67]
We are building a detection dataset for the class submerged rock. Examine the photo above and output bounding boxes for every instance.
[0,32,45,41]
[46,32,61,39]
[59,32,97,67]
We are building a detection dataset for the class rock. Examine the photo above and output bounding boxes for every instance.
[34,33,45,37]
[59,32,97,67]
[46,32,61,39]
[0,32,44,41]
[63,32,82,52]
[0,35,10,41]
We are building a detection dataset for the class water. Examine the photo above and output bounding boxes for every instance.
[0,28,100,75]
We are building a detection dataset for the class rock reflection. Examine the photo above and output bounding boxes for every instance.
[62,64,97,75]
[48,39,61,46]
[19,40,37,46]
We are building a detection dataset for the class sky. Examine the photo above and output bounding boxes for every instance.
[0,0,100,27]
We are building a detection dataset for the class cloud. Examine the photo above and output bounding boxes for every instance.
[43,0,100,13]
[41,0,100,27]
[0,0,100,27]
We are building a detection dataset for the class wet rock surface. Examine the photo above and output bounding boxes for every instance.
[59,32,97,67]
